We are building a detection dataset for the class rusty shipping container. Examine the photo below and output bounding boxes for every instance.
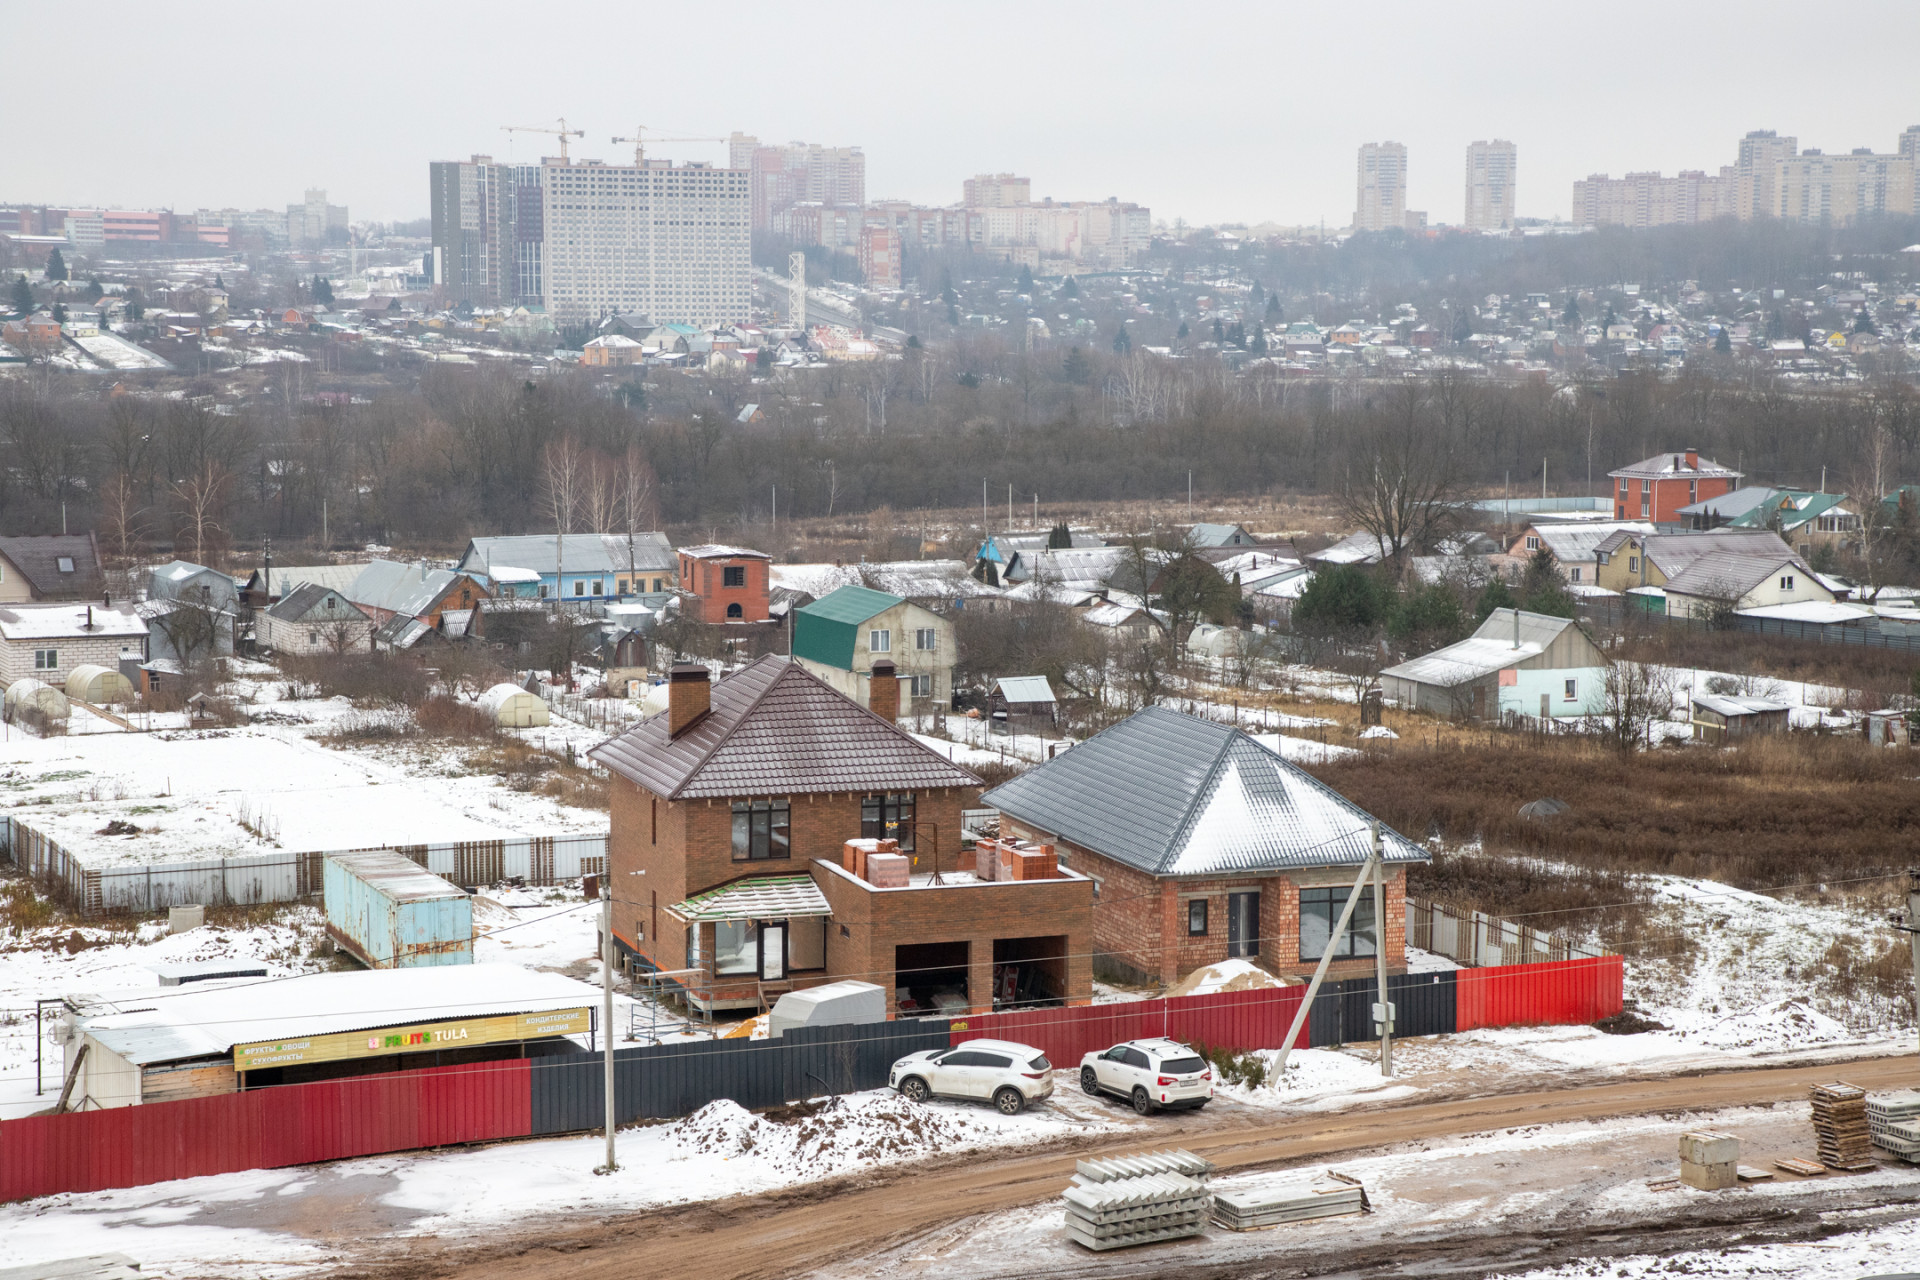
[324,850,473,968]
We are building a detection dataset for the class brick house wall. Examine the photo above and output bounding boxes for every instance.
[680,555,770,625]
[1003,818,1407,988]
[257,611,374,655]
[0,632,144,686]
[815,859,1093,1016]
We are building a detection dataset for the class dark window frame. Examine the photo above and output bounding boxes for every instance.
[730,798,791,861]
[722,565,746,588]
[1298,886,1379,962]
[1186,898,1208,936]
[861,791,915,851]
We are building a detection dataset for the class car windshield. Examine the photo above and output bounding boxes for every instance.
[1027,1055,1050,1071]
[1159,1056,1206,1075]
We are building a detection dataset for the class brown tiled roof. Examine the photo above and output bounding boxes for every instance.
[589,655,980,801]
[0,533,105,600]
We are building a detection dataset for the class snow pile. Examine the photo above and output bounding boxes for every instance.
[1683,997,1852,1053]
[1358,726,1398,740]
[1165,958,1292,998]
[668,1093,992,1175]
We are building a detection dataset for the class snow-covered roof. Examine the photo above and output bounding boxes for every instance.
[1664,551,1818,601]
[668,874,831,923]
[1525,522,1655,562]
[487,565,542,585]
[1380,608,1583,688]
[679,544,770,560]
[0,602,148,641]
[1692,694,1790,718]
[459,533,675,578]
[1609,451,1739,480]
[1307,531,1390,564]
[1735,601,1872,625]
[71,964,597,1067]
[1081,601,1154,627]
[995,676,1055,704]
[983,706,1427,877]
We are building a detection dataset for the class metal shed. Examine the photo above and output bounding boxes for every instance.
[479,682,549,728]
[323,850,474,968]
[1690,694,1790,744]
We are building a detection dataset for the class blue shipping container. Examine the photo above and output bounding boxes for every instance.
[323,851,473,968]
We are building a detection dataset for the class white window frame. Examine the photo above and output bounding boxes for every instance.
[869,628,891,653]
[33,648,57,670]
[914,627,936,651]
[1781,575,1795,591]
[1525,535,1539,550]
[1564,678,1578,701]
[909,674,932,698]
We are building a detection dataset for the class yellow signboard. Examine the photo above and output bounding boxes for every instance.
[234,1007,592,1070]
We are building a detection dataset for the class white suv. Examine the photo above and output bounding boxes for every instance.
[1079,1038,1213,1114]
[890,1038,1054,1115]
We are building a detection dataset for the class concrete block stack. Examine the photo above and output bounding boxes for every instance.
[841,838,900,882]
[1866,1090,1920,1162]
[1212,1173,1368,1230]
[1062,1149,1214,1251]
[974,836,1058,882]
[1810,1082,1875,1170]
[1678,1130,1740,1190]
[865,852,909,887]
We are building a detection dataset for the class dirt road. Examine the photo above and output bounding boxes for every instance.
[344,1055,1919,1280]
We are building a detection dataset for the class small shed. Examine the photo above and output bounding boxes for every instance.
[480,682,549,728]
[1865,709,1915,748]
[768,980,886,1038]
[64,663,134,704]
[1691,694,1790,744]
[324,850,473,967]
[5,677,69,723]
[990,675,1057,729]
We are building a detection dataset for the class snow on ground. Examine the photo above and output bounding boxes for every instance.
[1250,731,1360,762]
[1503,1216,1920,1280]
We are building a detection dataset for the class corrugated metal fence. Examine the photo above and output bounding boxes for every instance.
[0,956,1621,1204]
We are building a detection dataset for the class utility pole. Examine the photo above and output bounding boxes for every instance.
[1897,869,1920,1057]
[1372,823,1392,1076]
[1274,835,1381,1079]
[598,876,617,1174]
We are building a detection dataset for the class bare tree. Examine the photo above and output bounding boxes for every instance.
[170,463,229,566]
[1600,660,1679,753]
[99,472,144,568]
[1335,382,1464,570]
[541,436,585,612]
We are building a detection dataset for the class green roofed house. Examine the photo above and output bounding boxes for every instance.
[792,584,955,717]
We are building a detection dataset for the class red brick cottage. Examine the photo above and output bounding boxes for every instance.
[984,706,1430,988]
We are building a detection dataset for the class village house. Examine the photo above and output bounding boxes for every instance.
[677,545,771,625]
[1674,487,1863,559]
[983,706,1428,988]
[1379,608,1608,721]
[456,533,677,606]
[146,560,239,611]
[1661,551,1834,619]
[344,561,489,634]
[237,563,365,607]
[0,534,106,603]
[1504,521,1654,587]
[1608,448,1740,522]
[0,602,148,686]
[1590,528,1796,596]
[792,585,955,716]
[591,656,1093,1018]
[257,583,375,655]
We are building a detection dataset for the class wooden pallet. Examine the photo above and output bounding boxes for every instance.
[1774,1157,1827,1176]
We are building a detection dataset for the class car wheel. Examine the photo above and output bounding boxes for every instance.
[1080,1067,1101,1096]
[994,1086,1026,1116]
[1131,1087,1156,1116]
[899,1076,930,1103]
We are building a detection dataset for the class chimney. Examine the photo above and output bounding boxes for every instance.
[869,658,899,723]
[667,663,711,737]
[1684,448,1699,470]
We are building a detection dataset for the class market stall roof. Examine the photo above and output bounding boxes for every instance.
[668,875,832,923]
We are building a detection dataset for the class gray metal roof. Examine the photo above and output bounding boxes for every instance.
[1663,551,1810,600]
[347,559,468,618]
[981,706,1427,877]
[249,564,367,597]
[1643,530,1794,578]
[995,676,1056,704]
[1693,693,1790,717]
[590,655,981,801]
[1379,609,1580,688]
[459,533,675,578]
[265,581,367,623]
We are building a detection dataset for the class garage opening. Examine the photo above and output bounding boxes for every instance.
[991,935,1067,1010]
[894,940,969,1017]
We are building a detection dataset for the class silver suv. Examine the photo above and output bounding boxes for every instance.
[890,1038,1054,1114]
[1079,1038,1213,1114]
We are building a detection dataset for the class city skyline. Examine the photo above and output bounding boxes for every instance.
[9,2,1920,229]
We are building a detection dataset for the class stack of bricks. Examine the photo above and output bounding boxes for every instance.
[973,837,1058,882]
[842,838,901,883]
[1810,1082,1875,1170]
[1678,1130,1740,1190]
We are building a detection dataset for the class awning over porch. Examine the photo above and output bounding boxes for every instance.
[667,875,832,923]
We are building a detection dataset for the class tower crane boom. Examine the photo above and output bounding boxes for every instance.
[610,125,728,166]
[501,117,586,162]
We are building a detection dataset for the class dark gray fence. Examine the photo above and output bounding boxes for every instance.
[530,1018,953,1135]
[1308,971,1456,1047]
[1581,597,1920,654]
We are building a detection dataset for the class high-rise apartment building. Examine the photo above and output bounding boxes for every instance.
[429,157,546,306]
[287,188,347,247]
[858,224,901,290]
[963,174,1030,208]
[1463,140,1517,231]
[728,133,865,232]
[1774,148,1915,225]
[1572,169,1736,228]
[1354,142,1408,233]
[1734,130,1797,221]
[540,157,750,326]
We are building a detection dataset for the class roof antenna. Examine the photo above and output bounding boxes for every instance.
[1512,606,1519,650]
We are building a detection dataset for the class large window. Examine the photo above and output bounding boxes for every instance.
[723,565,746,588]
[713,920,755,975]
[1187,899,1208,936]
[862,792,915,851]
[730,799,790,861]
[1299,886,1377,961]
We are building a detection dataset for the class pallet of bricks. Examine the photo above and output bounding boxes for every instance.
[1809,1082,1876,1171]
[1866,1089,1920,1163]
[1061,1150,1214,1251]
[973,836,1058,882]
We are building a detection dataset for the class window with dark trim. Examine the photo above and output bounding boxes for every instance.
[722,565,746,588]
[1186,898,1208,936]
[861,792,915,851]
[650,796,657,845]
[730,798,790,860]
[1299,886,1378,961]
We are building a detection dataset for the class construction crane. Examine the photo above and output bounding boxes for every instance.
[501,117,585,162]
[610,125,728,166]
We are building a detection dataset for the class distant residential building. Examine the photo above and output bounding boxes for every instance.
[287,188,347,247]
[1354,142,1408,233]
[677,545,771,625]
[1572,169,1736,228]
[258,583,374,655]
[429,156,545,306]
[1735,129,1798,221]
[793,585,954,712]
[858,224,901,290]
[1464,140,1518,231]
[1663,551,1833,619]
[1774,148,1915,225]
[1608,449,1740,523]
[456,533,677,604]
[1381,608,1608,721]
[580,334,643,367]
[540,158,749,325]
[963,174,1031,207]
[730,133,866,233]
[0,535,105,602]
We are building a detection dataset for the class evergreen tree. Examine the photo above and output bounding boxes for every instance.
[957,370,980,388]
[1111,325,1131,355]
[1062,346,1091,384]
[1059,276,1080,300]
[1212,318,1225,342]
[45,248,68,282]
[1854,310,1877,335]
[312,275,334,304]
[755,347,772,370]
[1452,310,1474,342]
[906,334,921,349]
[1293,564,1390,633]
[1249,280,1264,308]
[1560,297,1580,329]
[946,303,959,326]
[125,286,145,322]
[1475,576,1519,620]
[1016,264,1034,294]
[1226,321,1246,347]
[51,301,67,323]
[1248,322,1267,355]
[9,275,31,315]
[1601,302,1618,329]
[1176,320,1189,339]
[939,268,956,308]
[82,277,103,302]
[1047,522,1073,549]
[215,273,225,289]
[1265,293,1282,322]
[1714,327,1733,355]
[1519,547,1577,618]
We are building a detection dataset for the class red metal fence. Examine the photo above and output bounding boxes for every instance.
[0,1058,530,1204]
[951,984,1309,1066]
[1455,955,1624,1032]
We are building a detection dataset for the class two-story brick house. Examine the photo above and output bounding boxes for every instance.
[590,655,1094,1017]
[984,706,1429,988]
[677,545,771,624]
[1608,449,1739,523]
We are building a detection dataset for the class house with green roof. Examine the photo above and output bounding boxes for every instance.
[792,584,954,716]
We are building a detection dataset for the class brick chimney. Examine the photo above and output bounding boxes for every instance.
[1684,448,1699,470]
[667,663,710,737]
[868,658,899,723]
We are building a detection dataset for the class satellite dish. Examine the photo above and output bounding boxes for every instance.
[1518,798,1571,821]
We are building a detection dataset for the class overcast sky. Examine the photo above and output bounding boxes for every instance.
[11,2,1920,229]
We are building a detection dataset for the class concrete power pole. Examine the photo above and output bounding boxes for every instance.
[1892,868,1920,1057]
[788,251,807,331]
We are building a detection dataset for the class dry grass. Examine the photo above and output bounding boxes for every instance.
[1618,625,1920,706]
[465,740,609,811]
